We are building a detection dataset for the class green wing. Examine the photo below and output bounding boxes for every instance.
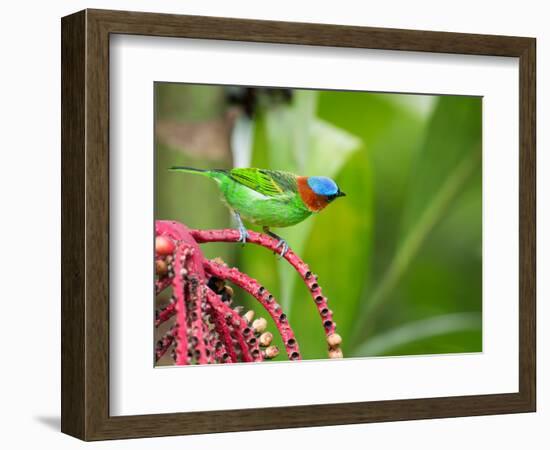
[228,168,298,197]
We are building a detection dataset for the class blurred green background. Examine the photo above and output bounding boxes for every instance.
[155,83,482,361]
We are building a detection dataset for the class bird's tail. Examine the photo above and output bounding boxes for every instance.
[168,166,226,181]
[169,166,210,174]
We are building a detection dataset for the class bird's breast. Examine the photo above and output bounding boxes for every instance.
[221,180,310,227]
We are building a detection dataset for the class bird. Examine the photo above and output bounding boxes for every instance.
[168,167,346,257]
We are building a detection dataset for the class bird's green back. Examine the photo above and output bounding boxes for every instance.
[224,168,298,197]
[217,169,309,228]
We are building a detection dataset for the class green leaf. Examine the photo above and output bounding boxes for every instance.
[351,96,482,346]
[155,84,233,263]
[399,96,482,236]
[317,91,432,272]
[352,312,482,357]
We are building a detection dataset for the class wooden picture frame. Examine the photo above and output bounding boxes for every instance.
[61,8,536,441]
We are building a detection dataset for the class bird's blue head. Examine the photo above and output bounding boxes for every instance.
[307,176,346,202]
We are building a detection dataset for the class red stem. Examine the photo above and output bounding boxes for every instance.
[172,246,189,365]
[204,259,301,360]
[206,290,263,362]
[155,221,324,365]
[155,302,176,327]
[210,304,237,363]
[155,277,172,295]
[191,228,337,339]
[157,221,206,277]
[155,329,175,362]
[187,276,209,364]
[202,321,216,364]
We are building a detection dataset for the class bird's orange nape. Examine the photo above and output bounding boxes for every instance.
[297,176,330,212]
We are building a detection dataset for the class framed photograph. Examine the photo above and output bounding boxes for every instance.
[61,9,536,440]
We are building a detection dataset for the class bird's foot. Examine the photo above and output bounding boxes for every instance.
[233,211,249,246]
[263,227,289,258]
[274,239,289,258]
[237,225,250,245]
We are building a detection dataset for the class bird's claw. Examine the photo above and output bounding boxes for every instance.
[263,227,289,258]
[238,226,250,245]
[233,212,249,246]
[274,239,289,258]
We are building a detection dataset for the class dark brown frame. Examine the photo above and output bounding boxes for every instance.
[61,8,536,441]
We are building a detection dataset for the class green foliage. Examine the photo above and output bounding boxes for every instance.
[351,97,482,345]
[154,84,234,262]
[155,84,482,361]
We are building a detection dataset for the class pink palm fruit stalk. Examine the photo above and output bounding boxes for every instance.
[203,259,301,360]
[155,220,343,365]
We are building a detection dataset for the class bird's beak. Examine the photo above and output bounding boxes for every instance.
[337,191,346,197]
